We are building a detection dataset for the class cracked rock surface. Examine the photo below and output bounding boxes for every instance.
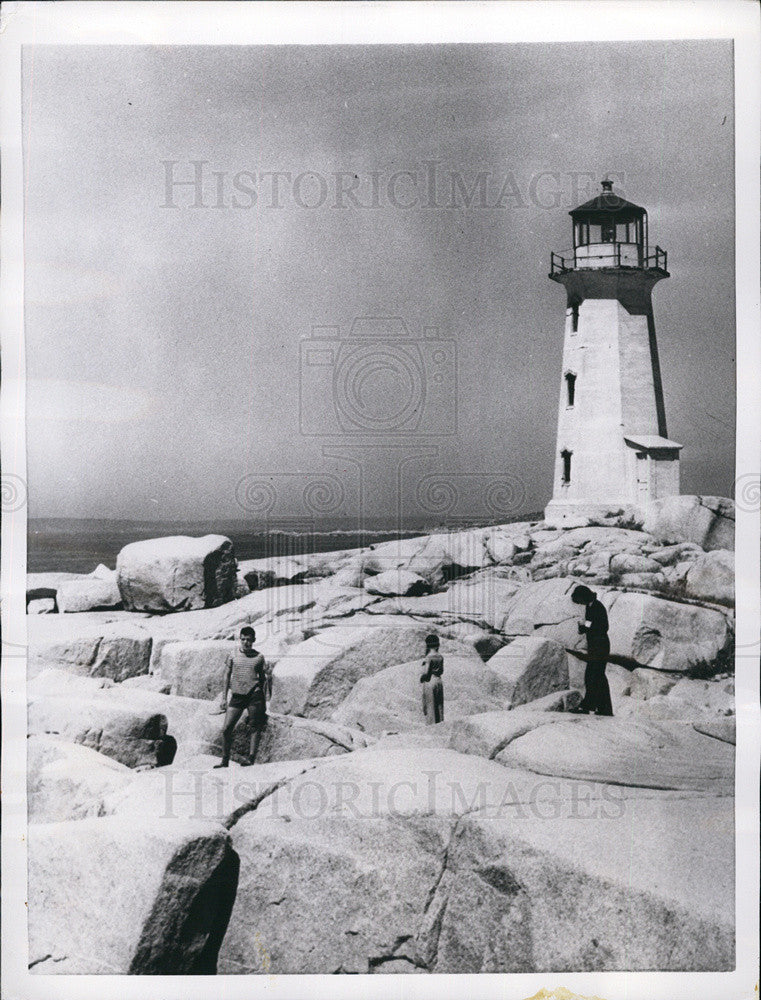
[25,502,737,974]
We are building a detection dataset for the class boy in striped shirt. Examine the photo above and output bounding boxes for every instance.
[214,626,268,767]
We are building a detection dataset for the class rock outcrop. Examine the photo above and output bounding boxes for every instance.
[28,619,152,681]
[486,636,570,707]
[28,816,238,973]
[363,568,430,597]
[117,534,237,612]
[160,640,234,700]
[57,568,122,613]
[25,507,736,975]
[28,735,134,823]
[643,495,735,552]
[269,621,471,719]
[684,549,734,605]
[28,693,170,769]
[217,742,733,973]
[331,654,513,735]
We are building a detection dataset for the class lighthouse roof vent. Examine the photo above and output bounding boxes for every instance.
[570,180,646,221]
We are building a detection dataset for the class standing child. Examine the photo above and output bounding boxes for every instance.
[419,633,444,725]
[214,626,268,767]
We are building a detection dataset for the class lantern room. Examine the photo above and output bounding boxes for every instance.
[550,179,668,275]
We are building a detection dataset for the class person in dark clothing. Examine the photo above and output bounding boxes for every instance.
[419,634,444,724]
[569,584,613,716]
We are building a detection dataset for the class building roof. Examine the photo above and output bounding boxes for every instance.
[624,434,683,452]
[570,182,646,220]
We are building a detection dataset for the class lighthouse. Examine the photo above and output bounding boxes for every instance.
[544,180,682,525]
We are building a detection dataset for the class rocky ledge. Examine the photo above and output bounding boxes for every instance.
[26,496,735,974]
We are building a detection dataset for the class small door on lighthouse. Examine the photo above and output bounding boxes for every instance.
[635,452,650,503]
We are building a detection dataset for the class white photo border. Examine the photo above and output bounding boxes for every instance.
[2,3,759,999]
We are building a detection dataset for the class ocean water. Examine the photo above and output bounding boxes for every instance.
[28,513,542,575]
[27,518,438,574]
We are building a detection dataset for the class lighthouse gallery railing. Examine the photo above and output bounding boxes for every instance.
[550,244,668,276]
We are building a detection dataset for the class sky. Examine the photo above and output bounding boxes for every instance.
[22,41,735,525]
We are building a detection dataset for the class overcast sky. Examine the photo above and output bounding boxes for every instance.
[22,41,735,524]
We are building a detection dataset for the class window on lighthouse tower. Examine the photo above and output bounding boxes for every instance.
[571,302,579,332]
[565,372,576,407]
[561,449,572,484]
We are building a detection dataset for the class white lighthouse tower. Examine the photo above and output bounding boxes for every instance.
[544,180,682,525]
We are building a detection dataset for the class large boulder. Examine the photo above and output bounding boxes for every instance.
[602,591,734,675]
[365,530,491,588]
[500,577,582,642]
[57,574,122,613]
[665,677,734,715]
[501,582,734,676]
[495,716,734,792]
[363,569,429,597]
[483,524,533,564]
[28,816,237,973]
[27,735,134,822]
[238,555,308,590]
[160,640,235,700]
[218,742,733,973]
[116,534,237,612]
[28,597,56,615]
[105,757,319,824]
[643,495,734,552]
[225,713,373,766]
[439,571,523,629]
[28,694,169,769]
[684,550,734,605]
[614,570,667,591]
[84,680,371,766]
[220,812,451,973]
[269,620,470,719]
[609,552,664,576]
[28,620,152,681]
[486,636,570,707]
[26,571,84,606]
[330,655,512,735]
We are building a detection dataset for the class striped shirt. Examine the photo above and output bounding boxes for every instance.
[229,647,267,698]
[421,651,444,680]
